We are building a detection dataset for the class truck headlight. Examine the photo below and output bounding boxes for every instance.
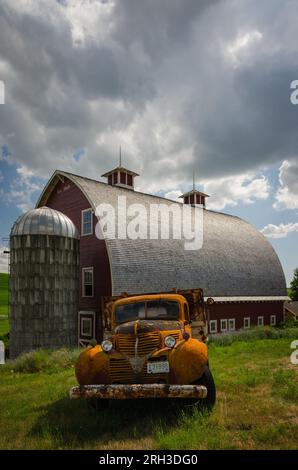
[164,335,176,349]
[101,340,113,352]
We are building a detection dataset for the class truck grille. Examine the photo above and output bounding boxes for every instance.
[109,358,134,384]
[170,332,181,343]
[109,358,169,384]
[111,331,182,384]
[117,332,160,357]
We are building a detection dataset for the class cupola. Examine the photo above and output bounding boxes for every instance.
[101,148,139,190]
[179,172,209,208]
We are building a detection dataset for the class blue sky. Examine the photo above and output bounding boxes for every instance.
[0,1,298,284]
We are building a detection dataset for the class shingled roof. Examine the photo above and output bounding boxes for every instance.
[37,170,287,299]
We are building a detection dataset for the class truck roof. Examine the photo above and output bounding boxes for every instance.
[113,293,186,307]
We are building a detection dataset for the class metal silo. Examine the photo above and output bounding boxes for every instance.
[9,206,80,358]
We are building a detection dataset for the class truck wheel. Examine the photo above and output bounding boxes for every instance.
[194,366,216,410]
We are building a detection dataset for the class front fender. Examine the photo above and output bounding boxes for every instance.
[75,345,111,385]
[168,338,208,384]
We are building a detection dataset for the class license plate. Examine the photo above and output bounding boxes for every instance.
[147,361,169,374]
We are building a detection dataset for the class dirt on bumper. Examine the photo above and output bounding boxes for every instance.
[69,383,207,400]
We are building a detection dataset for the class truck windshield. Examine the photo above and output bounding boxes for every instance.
[115,300,180,324]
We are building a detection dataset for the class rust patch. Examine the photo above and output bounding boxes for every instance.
[70,383,208,400]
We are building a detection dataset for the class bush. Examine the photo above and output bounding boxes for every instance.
[208,326,298,347]
[280,317,298,329]
[3,348,81,374]
[0,331,9,347]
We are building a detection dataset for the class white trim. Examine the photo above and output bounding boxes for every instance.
[82,267,94,298]
[228,318,235,331]
[81,208,93,236]
[209,320,217,334]
[220,319,228,332]
[258,316,264,327]
[115,182,135,190]
[244,317,250,329]
[78,311,96,346]
[204,296,289,302]
[270,315,276,326]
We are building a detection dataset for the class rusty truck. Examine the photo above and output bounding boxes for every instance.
[70,289,216,408]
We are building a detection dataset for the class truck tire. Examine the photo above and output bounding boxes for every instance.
[194,365,216,410]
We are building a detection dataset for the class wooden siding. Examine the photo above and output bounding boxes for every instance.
[44,177,112,339]
[207,301,284,331]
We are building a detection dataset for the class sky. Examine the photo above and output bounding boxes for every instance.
[0,0,298,285]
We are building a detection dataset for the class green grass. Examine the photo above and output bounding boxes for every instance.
[0,272,9,316]
[208,325,298,346]
[3,348,81,374]
[0,337,297,450]
[0,273,9,340]
[0,318,9,336]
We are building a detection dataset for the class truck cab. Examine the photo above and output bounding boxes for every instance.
[71,291,216,408]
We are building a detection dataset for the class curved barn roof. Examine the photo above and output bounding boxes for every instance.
[37,171,287,299]
[11,206,79,239]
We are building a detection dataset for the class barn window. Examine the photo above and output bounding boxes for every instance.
[257,316,264,327]
[209,320,217,334]
[244,317,250,329]
[81,209,93,235]
[228,318,235,331]
[81,317,92,336]
[82,267,94,297]
[220,319,228,332]
[270,315,276,326]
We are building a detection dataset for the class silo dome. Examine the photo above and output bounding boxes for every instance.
[11,206,79,239]
[9,206,80,358]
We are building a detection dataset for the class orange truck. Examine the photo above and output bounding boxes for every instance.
[70,289,216,408]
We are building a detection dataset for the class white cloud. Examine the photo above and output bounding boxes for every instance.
[261,222,298,239]
[164,190,181,202]
[227,30,263,64]
[0,0,297,215]
[273,159,298,210]
[159,172,270,211]
[202,173,270,211]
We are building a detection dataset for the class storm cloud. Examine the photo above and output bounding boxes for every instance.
[0,0,298,204]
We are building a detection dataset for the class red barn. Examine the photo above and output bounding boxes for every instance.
[36,167,288,345]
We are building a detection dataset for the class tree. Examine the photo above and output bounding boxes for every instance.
[289,268,298,301]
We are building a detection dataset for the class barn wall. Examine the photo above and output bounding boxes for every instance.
[45,177,112,339]
[208,301,284,332]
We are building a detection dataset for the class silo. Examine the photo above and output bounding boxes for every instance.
[9,206,80,358]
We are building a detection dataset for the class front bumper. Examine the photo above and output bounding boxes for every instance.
[69,383,207,400]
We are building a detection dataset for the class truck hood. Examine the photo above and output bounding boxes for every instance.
[114,319,182,335]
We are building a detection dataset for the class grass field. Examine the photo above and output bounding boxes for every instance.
[0,273,8,316]
[0,336,297,450]
[0,273,9,337]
